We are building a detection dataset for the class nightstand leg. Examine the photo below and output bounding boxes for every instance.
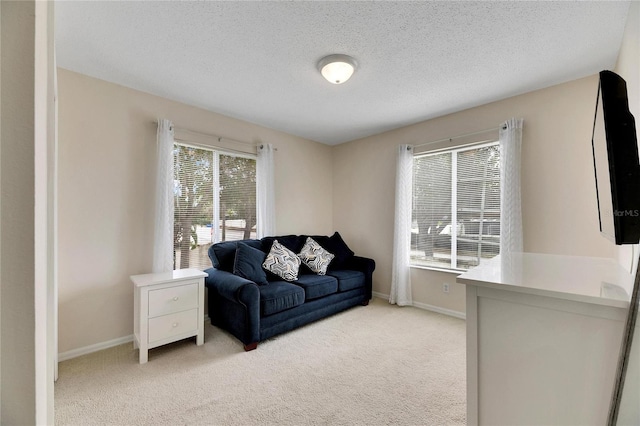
[139,345,148,364]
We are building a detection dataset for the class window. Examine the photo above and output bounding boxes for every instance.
[411,142,500,271]
[173,143,256,270]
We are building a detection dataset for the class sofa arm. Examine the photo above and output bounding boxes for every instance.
[204,268,260,306]
[344,256,376,275]
[204,267,261,348]
[342,256,376,300]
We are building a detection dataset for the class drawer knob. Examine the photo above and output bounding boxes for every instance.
[172,296,179,301]
[172,322,179,328]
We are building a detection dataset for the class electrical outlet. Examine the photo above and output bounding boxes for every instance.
[443,283,450,293]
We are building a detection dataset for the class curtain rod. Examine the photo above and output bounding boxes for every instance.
[412,125,504,150]
[154,121,276,151]
[157,122,253,146]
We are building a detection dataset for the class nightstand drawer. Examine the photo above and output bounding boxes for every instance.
[148,309,198,343]
[148,282,198,317]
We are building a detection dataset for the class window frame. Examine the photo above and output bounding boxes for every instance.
[173,141,257,270]
[410,140,501,272]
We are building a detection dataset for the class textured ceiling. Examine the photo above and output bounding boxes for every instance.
[55,1,630,145]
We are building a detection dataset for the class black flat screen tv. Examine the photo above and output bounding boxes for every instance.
[591,70,640,245]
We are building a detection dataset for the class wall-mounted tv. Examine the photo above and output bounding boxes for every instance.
[591,70,640,245]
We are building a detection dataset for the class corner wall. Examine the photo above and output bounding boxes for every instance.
[332,75,616,314]
[57,69,333,353]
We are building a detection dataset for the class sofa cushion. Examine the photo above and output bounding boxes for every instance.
[262,240,301,281]
[294,274,338,300]
[209,239,263,272]
[233,242,269,286]
[259,281,305,316]
[320,232,355,270]
[261,235,304,254]
[298,237,335,275]
[327,270,366,292]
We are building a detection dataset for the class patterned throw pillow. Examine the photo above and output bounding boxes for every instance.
[262,240,301,281]
[298,237,335,275]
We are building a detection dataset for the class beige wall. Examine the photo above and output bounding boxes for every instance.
[333,75,617,315]
[616,1,639,116]
[613,2,640,424]
[57,69,333,353]
[615,0,640,273]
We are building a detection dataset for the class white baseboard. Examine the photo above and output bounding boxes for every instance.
[411,301,466,320]
[58,334,134,362]
[58,299,464,362]
[372,291,466,320]
[58,315,212,362]
[372,291,388,300]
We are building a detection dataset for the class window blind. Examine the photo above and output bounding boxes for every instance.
[411,142,500,271]
[173,143,256,270]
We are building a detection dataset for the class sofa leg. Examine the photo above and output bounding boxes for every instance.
[361,299,369,306]
[244,342,258,351]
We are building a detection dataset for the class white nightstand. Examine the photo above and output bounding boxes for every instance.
[131,268,208,364]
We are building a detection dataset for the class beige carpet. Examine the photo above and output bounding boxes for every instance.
[55,298,466,425]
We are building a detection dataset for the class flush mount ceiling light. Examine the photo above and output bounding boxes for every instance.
[317,54,357,84]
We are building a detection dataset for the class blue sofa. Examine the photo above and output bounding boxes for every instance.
[204,233,375,351]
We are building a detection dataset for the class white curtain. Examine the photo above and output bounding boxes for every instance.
[153,119,175,272]
[390,144,414,306]
[256,143,275,238]
[500,118,524,254]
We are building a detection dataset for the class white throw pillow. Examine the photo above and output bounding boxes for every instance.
[262,240,301,281]
[298,237,335,275]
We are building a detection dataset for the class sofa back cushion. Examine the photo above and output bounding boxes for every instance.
[317,232,355,270]
[233,242,269,286]
[261,235,304,254]
[208,239,263,272]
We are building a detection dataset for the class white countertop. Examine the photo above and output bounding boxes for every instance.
[457,252,634,308]
[130,268,208,287]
